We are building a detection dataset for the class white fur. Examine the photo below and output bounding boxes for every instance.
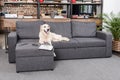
[39,24,70,45]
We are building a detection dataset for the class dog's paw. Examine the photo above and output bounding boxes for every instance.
[39,40,44,44]
[63,37,70,41]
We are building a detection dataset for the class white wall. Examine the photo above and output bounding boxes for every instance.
[103,0,120,32]
[103,0,120,14]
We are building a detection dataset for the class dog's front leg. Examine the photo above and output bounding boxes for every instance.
[39,40,44,45]
[48,41,52,45]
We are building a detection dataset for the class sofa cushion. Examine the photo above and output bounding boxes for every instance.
[16,39,54,57]
[16,20,44,39]
[74,38,106,48]
[18,38,79,49]
[72,21,96,37]
[18,39,39,43]
[16,44,53,58]
[44,19,71,38]
[52,38,80,49]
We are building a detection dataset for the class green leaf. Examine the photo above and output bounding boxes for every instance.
[102,12,120,40]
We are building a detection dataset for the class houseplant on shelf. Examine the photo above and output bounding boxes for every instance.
[103,12,120,52]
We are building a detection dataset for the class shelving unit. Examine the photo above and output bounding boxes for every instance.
[2,0,103,27]
[71,0,102,26]
[39,2,71,19]
[0,0,4,33]
[3,1,38,19]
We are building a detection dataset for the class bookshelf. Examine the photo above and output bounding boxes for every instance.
[2,0,103,28]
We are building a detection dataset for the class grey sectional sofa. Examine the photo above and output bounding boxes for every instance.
[8,19,112,63]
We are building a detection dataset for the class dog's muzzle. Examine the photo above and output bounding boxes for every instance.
[44,29,50,34]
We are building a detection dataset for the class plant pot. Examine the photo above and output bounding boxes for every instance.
[112,40,120,52]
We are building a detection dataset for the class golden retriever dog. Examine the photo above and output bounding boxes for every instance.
[39,24,70,45]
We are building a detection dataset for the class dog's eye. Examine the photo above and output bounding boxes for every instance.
[44,26,46,28]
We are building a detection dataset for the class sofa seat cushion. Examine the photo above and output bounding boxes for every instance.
[16,39,53,57]
[16,40,53,57]
[74,38,106,48]
[52,38,80,49]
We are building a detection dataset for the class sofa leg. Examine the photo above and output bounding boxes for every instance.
[51,69,54,71]
[16,71,19,73]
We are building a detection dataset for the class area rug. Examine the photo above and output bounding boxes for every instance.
[0,49,120,80]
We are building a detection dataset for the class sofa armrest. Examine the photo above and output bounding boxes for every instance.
[96,31,112,57]
[8,32,18,63]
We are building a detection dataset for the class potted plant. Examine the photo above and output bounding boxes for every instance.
[103,12,120,52]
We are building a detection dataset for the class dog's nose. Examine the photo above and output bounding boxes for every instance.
[47,29,50,32]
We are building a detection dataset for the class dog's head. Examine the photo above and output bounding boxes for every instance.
[40,24,50,34]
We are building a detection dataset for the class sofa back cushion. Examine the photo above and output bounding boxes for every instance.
[72,21,96,37]
[16,20,44,39]
[44,19,72,38]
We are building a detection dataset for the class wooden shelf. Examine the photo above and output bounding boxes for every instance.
[72,3,101,5]
[4,2,37,4]
[3,18,39,28]
[40,2,70,5]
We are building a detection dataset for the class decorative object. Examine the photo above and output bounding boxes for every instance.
[54,0,61,3]
[61,0,68,3]
[27,0,33,2]
[50,11,55,18]
[17,11,24,18]
[103,12,120,52]
[93,0,101,3]
[39,0,44,3]
[71,0,76,3]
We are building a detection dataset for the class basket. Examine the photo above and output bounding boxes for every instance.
[112,40,120,52]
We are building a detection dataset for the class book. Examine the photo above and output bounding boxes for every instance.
[38,44,56,57]
[39,44,53,50]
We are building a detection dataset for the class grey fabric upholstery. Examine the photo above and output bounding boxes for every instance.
[55,47,106,60]
[72,21,96,37]
[16,20,44,39]
[16,42,54,72]
[8,32,18,63]
[18,39,38,43]
[96,31,112,57]
[52,38,79,49]
[52,38,105,49]
[45,21,72,38]
[16,42,53,57]
[74,37,106,48]
[16,56,54,72]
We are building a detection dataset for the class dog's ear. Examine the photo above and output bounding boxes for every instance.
[40,24,43,31]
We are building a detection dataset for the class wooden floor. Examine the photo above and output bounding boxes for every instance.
[0,34,5,49]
